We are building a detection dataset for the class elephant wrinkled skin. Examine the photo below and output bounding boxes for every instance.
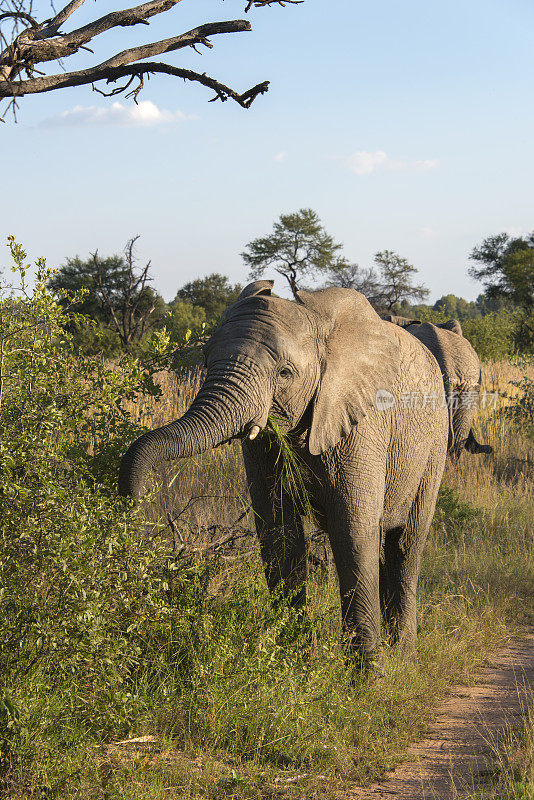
[120,283,451,661]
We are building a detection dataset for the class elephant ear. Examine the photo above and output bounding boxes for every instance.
[437,318,463,336]
[237,280,274,300]
[297,288,400,456]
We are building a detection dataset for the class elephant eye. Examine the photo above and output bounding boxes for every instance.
[278,366,293,379]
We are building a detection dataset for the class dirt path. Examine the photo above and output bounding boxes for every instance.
[348,630,534,800]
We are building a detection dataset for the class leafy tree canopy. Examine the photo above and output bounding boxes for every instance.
[49,237,167,350]
[325,262,382,300]
[174,273,242,322]
[327,250,428,313]
[432,294,480,321]
[49,253,127,323]
[469,231,534,346]
[242,208,346,299]
[372,250,429,312]
[165,300,207,344]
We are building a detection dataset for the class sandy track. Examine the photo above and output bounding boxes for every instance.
[347,631,534,800]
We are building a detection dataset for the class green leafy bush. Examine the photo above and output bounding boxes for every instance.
[0,238,328,789]
[0,238,186,774]
[504,357,534,440]
[462,312,520,360]
[433,487,480,541]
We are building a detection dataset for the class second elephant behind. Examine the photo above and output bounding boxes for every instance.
[382,315,493,459]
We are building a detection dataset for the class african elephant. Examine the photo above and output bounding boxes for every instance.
[382,315,493,460]
[119,283,450,662]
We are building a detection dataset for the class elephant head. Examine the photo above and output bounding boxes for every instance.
[119,282,399,497]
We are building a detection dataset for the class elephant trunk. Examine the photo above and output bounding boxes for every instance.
[119,362,267,498]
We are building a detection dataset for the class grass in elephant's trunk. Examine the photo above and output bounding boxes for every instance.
[12,360,534,800]
[266,414,317,522]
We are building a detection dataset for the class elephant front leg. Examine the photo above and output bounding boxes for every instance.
[327,508,382,661]
[242,440,307,609]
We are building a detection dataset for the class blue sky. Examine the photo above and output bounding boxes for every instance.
[2,0,534,302]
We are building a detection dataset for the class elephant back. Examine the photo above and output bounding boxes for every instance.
[405,322,480,392]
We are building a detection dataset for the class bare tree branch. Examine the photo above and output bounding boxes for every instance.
[0,60,269,108]
[93,236,162,348]
[41,0,89,35]
[93,252,125,344]
[3,0,192,69]
[244,0,302,10]
[1,17,250,79]
[0,10,38,26]
[0,0,296,120]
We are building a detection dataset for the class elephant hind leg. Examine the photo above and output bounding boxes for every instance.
[379,526,405,641]
[380,461,444,649]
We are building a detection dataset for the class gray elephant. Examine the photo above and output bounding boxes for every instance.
[120,283,450,662]
[381,315,493,460]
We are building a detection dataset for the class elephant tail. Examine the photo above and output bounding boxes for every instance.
[464,429,493,455]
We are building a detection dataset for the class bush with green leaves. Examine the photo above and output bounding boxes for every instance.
[432,487,480,542]
[462,312,520,360]
[504,357,534,440]
[156,298,207,348]
[0,238,204,775]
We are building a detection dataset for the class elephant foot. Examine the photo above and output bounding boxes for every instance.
[343,633,383,677]
[346,651,385,683]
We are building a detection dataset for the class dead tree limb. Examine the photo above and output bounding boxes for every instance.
[93,235,160,348]
[0,0,301,119]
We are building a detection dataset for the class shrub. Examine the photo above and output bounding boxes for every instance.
[433,487,480,541]
[462,312,520,360]
[0,238,185,775]
[504,357,534,440]
[0,238,321,789]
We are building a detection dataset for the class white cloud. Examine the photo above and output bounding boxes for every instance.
[273,151,287,163]
[40,100,196,127]
[346,150,438,176]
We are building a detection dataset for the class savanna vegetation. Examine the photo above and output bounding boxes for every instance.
[50,210,534,365]
[0,234,533,799]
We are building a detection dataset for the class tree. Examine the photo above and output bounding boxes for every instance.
[475,291,512,315]
[50,236,166,349]
[173,273,242,322]
[0,0,301,120]
[50,253,130,324]
[372,250,429,312]
[165,299,206,343]
[432,294,479,321]
[326,261,384,303]
[326,250,428,312]
[242,208,346,299]
[469,232,534,345]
